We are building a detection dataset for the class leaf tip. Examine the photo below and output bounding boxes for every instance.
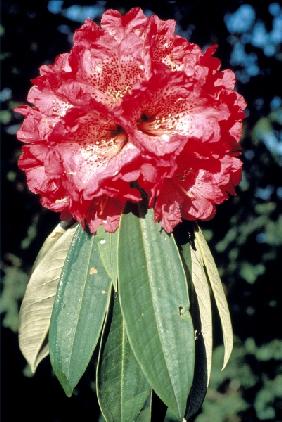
[53,368,74,397]
[221,350,233,371]
[61,380,74,397]
[29,363,36,374]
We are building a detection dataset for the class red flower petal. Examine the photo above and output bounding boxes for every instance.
[100,8,148,41]
[15,8,246,232]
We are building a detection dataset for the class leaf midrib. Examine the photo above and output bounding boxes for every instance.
[138,216,180,414]
[66,234,98,381]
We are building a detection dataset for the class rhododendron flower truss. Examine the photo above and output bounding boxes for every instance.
[16,7,246,233]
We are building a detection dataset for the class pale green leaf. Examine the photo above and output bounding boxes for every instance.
[97,297,151,422]
[49,226,112,396]
[179,243,209,420]
[195,227,233,369]
[19,225,77,372]
[183,241,212,386]
[118,210,195,418]
[33,223,67,269]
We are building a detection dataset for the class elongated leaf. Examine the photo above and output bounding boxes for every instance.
[19,225,77,372]
[195,228,233,369]
[33,223,66,269]
[97,228,119,291]
[97,297,151,422]
[182,242,212,385]
[118,210,195,418]
[49,226,112,396]
[180,243,209,419]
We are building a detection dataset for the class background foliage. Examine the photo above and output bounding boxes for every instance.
[1,1,282,421]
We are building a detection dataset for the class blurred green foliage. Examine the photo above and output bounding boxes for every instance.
[0,255,27,332]
[197,339,282,422]
[1,1,281,421]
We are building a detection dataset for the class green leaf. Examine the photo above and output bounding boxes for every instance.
[182,241,212,385]
[164,407,179,421]
[195,227,233,369]
[97,228,119,292]
[97,296,151,422]
[49,226,112,396]
[19,225,77,372]
[118,209,195,418]
[135,394,152,422]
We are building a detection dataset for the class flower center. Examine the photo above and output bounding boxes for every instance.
[137,113,180,137]
[80,125,127,166]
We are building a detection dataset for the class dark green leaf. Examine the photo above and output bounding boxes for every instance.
[49,226,112,396]
[97,228,119,291]
[97,296,151,422]
[135,394,152,422]
[118,210,195,418]
[164,407,179,422]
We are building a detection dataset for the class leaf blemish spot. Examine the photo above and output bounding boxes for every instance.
[99,239,106,245]
[101,290,106,294]
[178,305,184,316]
[178,305,190,320]
[89,267,98,275]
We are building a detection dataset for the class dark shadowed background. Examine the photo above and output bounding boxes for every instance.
[1,1,282,421]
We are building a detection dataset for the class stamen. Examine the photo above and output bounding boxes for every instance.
[79,123,127,173]
[138,112,180,137]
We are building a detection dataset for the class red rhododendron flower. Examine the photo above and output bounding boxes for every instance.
[16,8,246,233]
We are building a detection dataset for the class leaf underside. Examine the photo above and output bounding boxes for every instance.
[180,243,208,419]
[195,227,233,369]
[19,225,77,372]
[32,223,67,270]
[182,241,213,385]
